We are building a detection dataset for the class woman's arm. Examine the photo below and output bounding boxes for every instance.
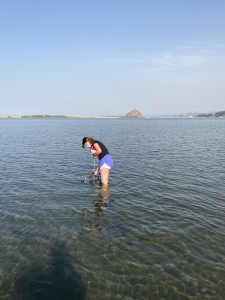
[94,163,100,175]
[93,143,102,157]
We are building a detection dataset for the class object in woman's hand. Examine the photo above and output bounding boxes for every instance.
[89,147,96,154]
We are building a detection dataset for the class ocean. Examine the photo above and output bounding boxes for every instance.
[0,118,225,300]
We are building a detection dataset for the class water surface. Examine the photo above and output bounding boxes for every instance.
[0,118,225,299]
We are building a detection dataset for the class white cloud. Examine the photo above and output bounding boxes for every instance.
[151,47,223,69]
[132,43,225,76]
[84,43,225,74]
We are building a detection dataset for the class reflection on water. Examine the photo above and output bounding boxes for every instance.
[98,184,112,213]
[81,184,112,231]
[1,118,225,300]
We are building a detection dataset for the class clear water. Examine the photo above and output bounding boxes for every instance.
[0,118,225,300]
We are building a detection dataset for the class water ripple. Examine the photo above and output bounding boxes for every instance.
[0,118,225,299]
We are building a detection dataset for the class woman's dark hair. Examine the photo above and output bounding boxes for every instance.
[82,137,94,148]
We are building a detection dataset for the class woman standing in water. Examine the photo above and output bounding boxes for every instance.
[82,137,113,185]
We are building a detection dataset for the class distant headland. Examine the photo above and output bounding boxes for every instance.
[0,109,145,119]
[197,110,225,118]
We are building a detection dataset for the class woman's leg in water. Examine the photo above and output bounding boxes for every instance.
[100,168,110,185]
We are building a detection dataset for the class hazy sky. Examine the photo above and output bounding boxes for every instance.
[1,0,225,116]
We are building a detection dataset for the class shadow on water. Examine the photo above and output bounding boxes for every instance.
[4,243,86,300]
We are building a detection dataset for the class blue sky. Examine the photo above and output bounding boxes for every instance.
[1,0,225,116]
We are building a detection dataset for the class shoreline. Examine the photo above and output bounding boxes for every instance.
[1,115,224,119]
[0,115,120,119]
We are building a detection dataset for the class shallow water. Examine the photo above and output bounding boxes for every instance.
[0,118,225,300]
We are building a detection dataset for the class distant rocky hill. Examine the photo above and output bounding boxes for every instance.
[126,109,144,118]
[198,110,225,118]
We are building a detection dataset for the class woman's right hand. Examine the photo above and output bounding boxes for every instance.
[94,170,98,175]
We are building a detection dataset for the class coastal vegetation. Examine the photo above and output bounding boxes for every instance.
[198,110,225,118]
[215,110,225,117]
[198,113,213,118]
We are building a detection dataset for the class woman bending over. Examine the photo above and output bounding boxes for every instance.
[82,137,113,185]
